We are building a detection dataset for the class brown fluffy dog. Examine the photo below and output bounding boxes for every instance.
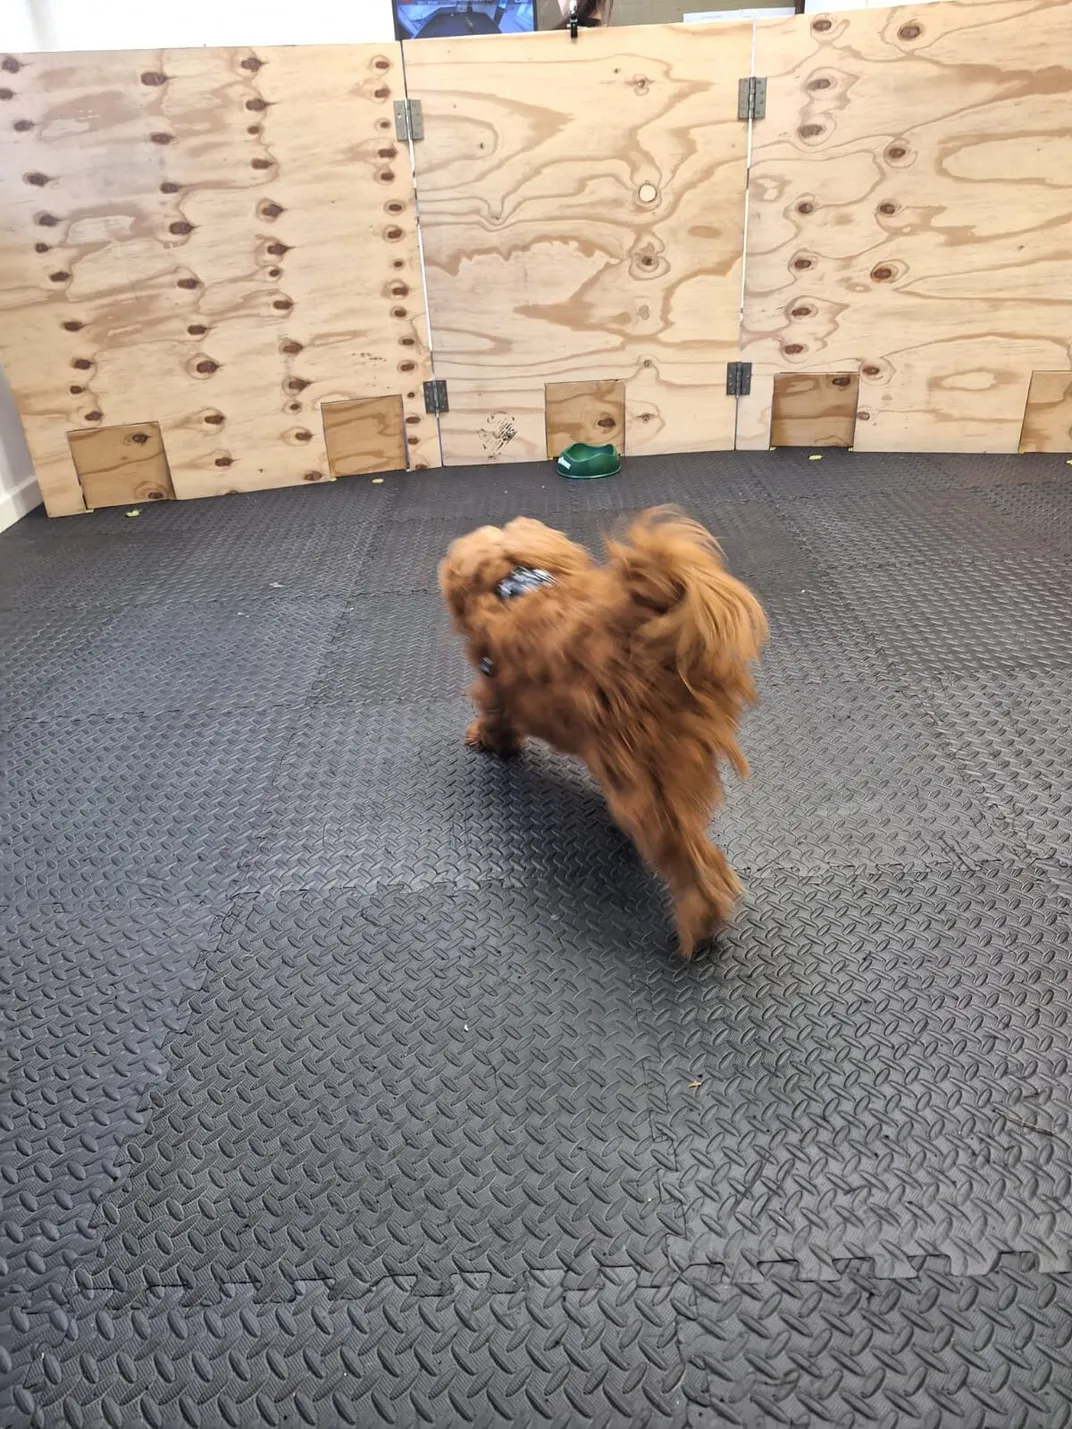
[439,507,767,958]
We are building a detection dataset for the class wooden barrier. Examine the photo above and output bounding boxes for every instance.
[403,24,752,466]
[738,0,1072,453]
[0,44,437,516]
[2,3,1072,516]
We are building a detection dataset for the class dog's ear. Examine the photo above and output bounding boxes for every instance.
[438,527,509,623]
[501,518,593,578]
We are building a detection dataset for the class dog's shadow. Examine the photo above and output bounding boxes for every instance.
[466,742,710,968]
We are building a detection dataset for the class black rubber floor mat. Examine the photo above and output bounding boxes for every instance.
[3,450,1072,1426]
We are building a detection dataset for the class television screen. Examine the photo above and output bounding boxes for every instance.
[394,2,537,39]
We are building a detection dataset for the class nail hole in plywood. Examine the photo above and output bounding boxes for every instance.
[545,379,625,460]
[1018,371,1072,453]
[321,394,407,478]
[68,422,175,508]
[770,372,859,449]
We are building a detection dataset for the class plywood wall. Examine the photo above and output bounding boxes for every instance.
[0,44,438,516]
[404,23,751,466]
[738,0,1072,452]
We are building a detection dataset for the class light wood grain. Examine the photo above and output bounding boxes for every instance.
[1019,371,1072,453]
[322,395,407,477]
[0,44,438,516]
[404,23,750,466]
[771,372,858,447]
[545,379,625,459]
[739,0,1072,453]
[68,422,174,507]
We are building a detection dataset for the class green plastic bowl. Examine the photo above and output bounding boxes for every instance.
[555,442,621,480]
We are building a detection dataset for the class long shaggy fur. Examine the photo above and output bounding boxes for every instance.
[439,507,767,958]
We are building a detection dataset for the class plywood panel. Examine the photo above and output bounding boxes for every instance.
[322,395,407,477]
[545,380,625,459]
[739,0,1072,453]
[771,372,858,447]
[1019,371,1072,453]
[68,422,174,508]
[0,44,439,516]
[404,23,751,465]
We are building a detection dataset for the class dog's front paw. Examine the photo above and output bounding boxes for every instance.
[466,719,492,751]
[466,720,523,756]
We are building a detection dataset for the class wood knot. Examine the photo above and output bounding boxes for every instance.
[83,410,102,422]
[302,471,322,482]
[862,364,881,377]
[790,305,814,318]
[169,220,193,235]
[35,212,58,226]
[783,343,805,355]
[898,22,921,39]
[287,377,310,392]
[245,97,268,111]
[797,201,814,215]
[188,324,208,335]
[49,270,70,282]
[24,170,49,185]
[131,432,150,444]
[807,76,832,90]
[272,297,293,310]
[177,277,201,289]
[141,71,167,86]
[62,319,83,331]
[878,202,898,215]
[294,429,312,441]
[792,256,814,271]
[149,132,174,145]
[798,124,823,139]
[281,340,303,355]
[13,118,33,131]
[72,357,92,369]
[251,158,273,170]
[811,17,831,31]
[195,359,219,374]
[215,455,234,466]
[204,412,225,425]
[831,375,852,388]
[267,242,289,256]
[240,56,263,71]
[871,265,894,282]
[160,181,181,194]
[2,57,22,72]
[260,201,284,219]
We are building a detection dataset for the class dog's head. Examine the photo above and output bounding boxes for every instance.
[438,517,592,631]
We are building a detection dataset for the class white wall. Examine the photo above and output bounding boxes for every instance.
[0,0,396,530]
[28,0,396,51]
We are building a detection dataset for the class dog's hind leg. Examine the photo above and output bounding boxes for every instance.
[595,757,740,960]
[466,675,525,756]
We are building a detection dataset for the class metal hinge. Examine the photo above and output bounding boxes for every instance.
[423,379,448,415]
[393,98,424,142]
[726,362,752,398]
[737,76,766,121]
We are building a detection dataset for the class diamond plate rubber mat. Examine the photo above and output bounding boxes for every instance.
[3,450,1072,1426]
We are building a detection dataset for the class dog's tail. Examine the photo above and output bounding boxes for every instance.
[605,506,768,707]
